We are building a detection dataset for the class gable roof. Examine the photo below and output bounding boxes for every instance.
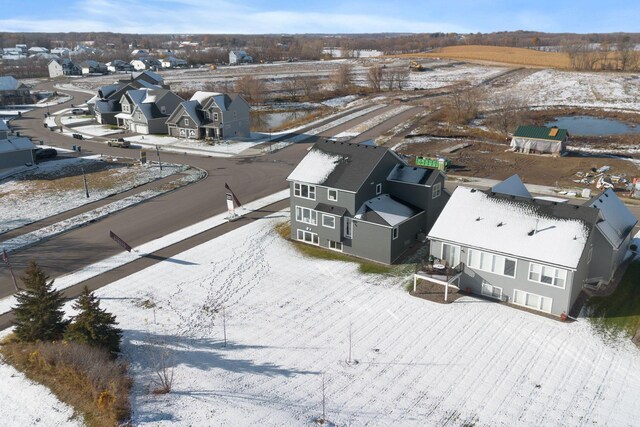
[387,164,437,186]
[0,76,24,91]
[491,174,532,198]
[0,136,36,154]
[429,186,599,269]
[513,125,568,142]
[287,140,397,192]
[133,70,163,84]
[588,189,638,248]
[173,100,204,126]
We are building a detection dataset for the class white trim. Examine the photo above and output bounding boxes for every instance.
[513,289,553,314]
[294,182,316,200]
[528,262,567,290]
[344,217,353,238]
[297,229,319,245]
[442,242,460,267]
[322,214,336,229]
[467,248,517,278]
[328,240,343,252]
[432,182,442,199]
[295,206,317,225]
[481,282,503,300]
[327,188,338,202]
[376,183,382,195]
[392,226,398,240]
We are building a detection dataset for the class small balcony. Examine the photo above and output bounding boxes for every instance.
[414,259,463,287]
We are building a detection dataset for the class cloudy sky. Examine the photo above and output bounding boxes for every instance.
[1,0,637,34]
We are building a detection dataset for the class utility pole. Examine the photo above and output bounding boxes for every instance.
[269,127,272,152]
[321,373,326,422]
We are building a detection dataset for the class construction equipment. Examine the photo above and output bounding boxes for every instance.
[209,64,217,70]
[409,61,426,72]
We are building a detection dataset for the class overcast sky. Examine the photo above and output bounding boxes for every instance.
[1,0,638,34]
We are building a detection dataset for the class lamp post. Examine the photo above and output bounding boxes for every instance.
[269,127,272,152]
[156,145,163,171]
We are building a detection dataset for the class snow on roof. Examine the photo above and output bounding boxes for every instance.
[589,189,638,248]
[287,148,345,185]
[429,187,591,269]
[491,175,531,198]
[0,121,9,132]
[190,91,221,105]
[387,164,429,184]
[0,76,21,91]
[356,194,416,227]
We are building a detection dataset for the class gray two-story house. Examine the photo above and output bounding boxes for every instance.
[115,89,183,134]
[166,91,250,140]
[425,175,637,316]
[287,140,448,264]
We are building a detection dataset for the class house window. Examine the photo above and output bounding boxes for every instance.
[322,214,335,229]
[376,183,382,195]
[528,263,567,289]
[467,249,516,278]
[344,217,353,238]
[295,206,317,225]
[213,112,219,121]
[294,183,316,200]
[327,189,338,202]
[184,118,189,126]
[179,128,186,137]
[513,289,552,313]
[392,227,399,240]
[160,105,166,114]
[481,282,503,300]
[122,105,129,113]
[329,240,343,252]
[297,229,319,245]
[442,243,460,267]
[432,182,442,199]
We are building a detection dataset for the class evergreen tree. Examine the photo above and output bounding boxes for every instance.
[13,260,68,342]
[65,286,122,355]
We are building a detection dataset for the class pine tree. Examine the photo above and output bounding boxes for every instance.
[65,286,122,355]
[13,260,68,342]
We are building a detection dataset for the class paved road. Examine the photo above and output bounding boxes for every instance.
[0,81,423,299]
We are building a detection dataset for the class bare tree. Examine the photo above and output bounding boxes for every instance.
[332,63,354,95]
[367,65,383,92]
[300,75,322,101]
[618,40,639,71]
[488,93,526,139]
[446,83,484,125]
[395,68,410,90]
[282,75,302,100]
[234,75,267,104]
[150,341,174,394]
[383,67,396,91]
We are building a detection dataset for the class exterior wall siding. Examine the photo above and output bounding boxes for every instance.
[430,239,579,316]
[0,150,34,169]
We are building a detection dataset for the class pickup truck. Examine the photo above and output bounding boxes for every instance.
[107,138,130,148]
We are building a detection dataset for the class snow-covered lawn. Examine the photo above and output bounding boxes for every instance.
[404,64,507,90]
[0,156,188,235]
[85,214,640,426]
[491,69,640,111]
[126,134,268,157]
[333,105,414,139]
[72,123,123,137]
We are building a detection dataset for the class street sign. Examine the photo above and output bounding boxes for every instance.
[140,151,147,164]
[109,231,132,252]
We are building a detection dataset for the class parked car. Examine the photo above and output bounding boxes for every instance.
[107,138,130,148]
[72,133,84,140]
[35,148,57,159]
[71,108,85,115]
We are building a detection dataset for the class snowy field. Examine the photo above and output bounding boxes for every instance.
[490,69,640,111]
[0,156,187,235]
[79,214,640,426]
[333,105,414,139]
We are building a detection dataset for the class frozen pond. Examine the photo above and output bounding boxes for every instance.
[546,116,640,136]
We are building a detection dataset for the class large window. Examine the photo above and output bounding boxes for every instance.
[295,206,317,225]
[322,214,335,228]
[328,189,338,202]
[432,182,442,199]
[329,240,343,252]
[513,289,552,313]
[297,230,319,245]
[528,263,567,289]
[481,282,503,300]
[294,182,316,200]
[344,217,353,238]
[468,249,516,278]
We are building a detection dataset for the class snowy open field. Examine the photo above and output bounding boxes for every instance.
[78,213,640,426]
[490,69,640,111]
[0,156,187,235]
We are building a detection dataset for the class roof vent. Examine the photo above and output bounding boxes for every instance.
[470,188,477,193]
[573,235,578,240]
[476,217,482,221]
[497,222,504,227]
[528,230,535,236]
[604,193,609,197]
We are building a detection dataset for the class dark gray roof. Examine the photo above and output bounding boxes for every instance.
[180,100,204,126]
[95,100,118,114]
[0,76,23,91]
[387,164,438,186]
[588,189,638,248]
[491,174,532,198]
[314,203,347,217]
[311,140,396,192]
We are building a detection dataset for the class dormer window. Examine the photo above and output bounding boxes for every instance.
[184,118,189,126]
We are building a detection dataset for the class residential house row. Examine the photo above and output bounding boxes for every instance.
[287,141,637,318]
